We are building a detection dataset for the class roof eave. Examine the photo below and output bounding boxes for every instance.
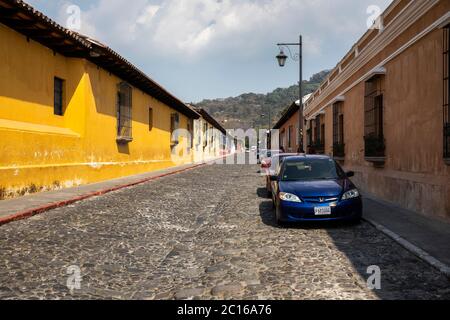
[273,102,300,130]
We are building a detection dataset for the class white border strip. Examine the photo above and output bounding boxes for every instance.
[364,217,450,279]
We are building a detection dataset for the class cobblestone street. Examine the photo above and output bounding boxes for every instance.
[0,163,449,300]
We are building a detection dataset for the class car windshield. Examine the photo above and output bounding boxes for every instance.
[280,159,345,181]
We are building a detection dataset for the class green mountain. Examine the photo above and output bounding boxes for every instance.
[195,70,330,129]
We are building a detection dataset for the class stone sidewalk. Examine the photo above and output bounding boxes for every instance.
[363,195,450,276]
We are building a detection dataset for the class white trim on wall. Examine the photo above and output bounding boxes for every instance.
[330,95,346,104]
[437,11,450,28]
[362,67,386,81]
[305,9,449,119]
[304,0,441,117]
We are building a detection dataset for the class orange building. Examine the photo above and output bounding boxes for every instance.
[275,0,450,220]
[273,94,311,153]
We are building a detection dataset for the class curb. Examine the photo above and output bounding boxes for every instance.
[363,217,450,279]
[0,162,208,227]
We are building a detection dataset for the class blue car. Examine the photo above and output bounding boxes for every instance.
[270,155,362,225]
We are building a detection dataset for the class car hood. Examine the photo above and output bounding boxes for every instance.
[279,179,352,197]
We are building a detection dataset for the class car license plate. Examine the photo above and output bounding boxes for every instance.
[314,206,332,216]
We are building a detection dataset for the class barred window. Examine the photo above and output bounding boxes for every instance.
[308,120,313,146]
[148,107,153,131]
[307,127,312,147]
[333,102,345,157]
[287,126,292,148]
[320,124,325,145]
[280,129,286,149]
[364,75,385,158]
[170,113,180,145]
[187,119,193,150]
[313,115,324,154]
[444,25,449,159]
[314,116,320,145]
[54,77,64,116]
[210,125,214,147]
[339,115,344,144]
[117,82,132,141]
[202,122,207,148]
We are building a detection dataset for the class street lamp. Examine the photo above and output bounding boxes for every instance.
[276,50,288,67]
[276,35,304,152]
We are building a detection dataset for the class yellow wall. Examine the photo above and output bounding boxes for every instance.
[0,22,194,199]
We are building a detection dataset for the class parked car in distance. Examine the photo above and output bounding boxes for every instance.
[259,149,284,167]
[261,153,300,195]
[270,155,362,225]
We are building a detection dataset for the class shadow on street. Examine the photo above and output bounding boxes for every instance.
[257,188,450,300]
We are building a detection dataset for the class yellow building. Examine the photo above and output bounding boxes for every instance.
[0,0,205,199]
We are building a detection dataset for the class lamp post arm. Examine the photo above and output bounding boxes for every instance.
[277,43,301,62]
[277,43,301,46]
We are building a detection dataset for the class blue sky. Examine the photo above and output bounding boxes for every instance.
[27,0,392,102]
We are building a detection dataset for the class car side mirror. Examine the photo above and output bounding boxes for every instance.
[270,175,278,181]
[346,171,355,178]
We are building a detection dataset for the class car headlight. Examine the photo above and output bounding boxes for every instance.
[279,192,302,203]
[342,189,360,200]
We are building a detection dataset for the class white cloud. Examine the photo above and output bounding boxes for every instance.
[137,5,160,25]
[25,0,391,100]
[73,0,333,58]
[76,0,391,61]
